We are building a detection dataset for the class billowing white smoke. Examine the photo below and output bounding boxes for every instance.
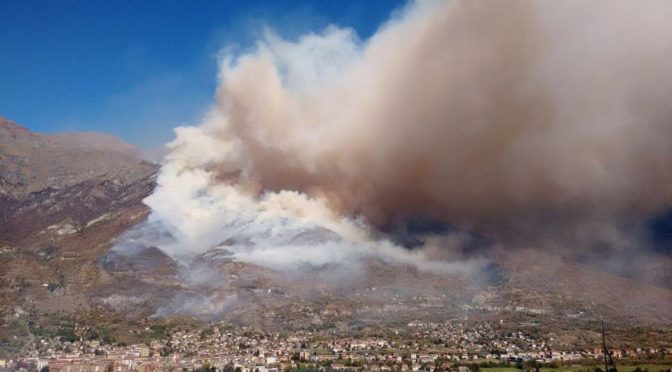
[141,108,459,271]
[143,141,464,270]
[140,0,672,270]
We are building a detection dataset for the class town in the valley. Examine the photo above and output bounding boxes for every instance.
[2,320,671,372]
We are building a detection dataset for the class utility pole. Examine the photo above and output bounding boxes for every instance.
[601,320,616,372]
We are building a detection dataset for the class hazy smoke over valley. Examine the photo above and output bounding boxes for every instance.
[128,0,672,278]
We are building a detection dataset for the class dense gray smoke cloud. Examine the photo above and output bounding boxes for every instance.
[145,0,672,266]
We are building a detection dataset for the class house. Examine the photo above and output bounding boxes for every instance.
[37,359,49,370]
[137,346,150,358]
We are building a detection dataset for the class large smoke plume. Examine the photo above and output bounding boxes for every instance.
[141,0,672,271]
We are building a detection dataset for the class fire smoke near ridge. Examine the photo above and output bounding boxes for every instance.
[142,0,672,267]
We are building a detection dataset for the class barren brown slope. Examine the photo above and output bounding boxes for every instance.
[0,116,152,198]
[0,117,158,329]
[490,249,672,323]
[0,117,157,243]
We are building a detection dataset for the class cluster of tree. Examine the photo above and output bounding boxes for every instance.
[160,345,174,357]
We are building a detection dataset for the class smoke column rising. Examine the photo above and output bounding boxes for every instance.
[144,0,672,266]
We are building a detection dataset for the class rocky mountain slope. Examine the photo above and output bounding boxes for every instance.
[0,117,149,197]
[0,116,157,241]
[0,117,157,337]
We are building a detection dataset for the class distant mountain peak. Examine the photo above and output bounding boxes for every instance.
[0,116,155,197]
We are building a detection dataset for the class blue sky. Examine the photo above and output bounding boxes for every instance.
[0,0,404,148]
